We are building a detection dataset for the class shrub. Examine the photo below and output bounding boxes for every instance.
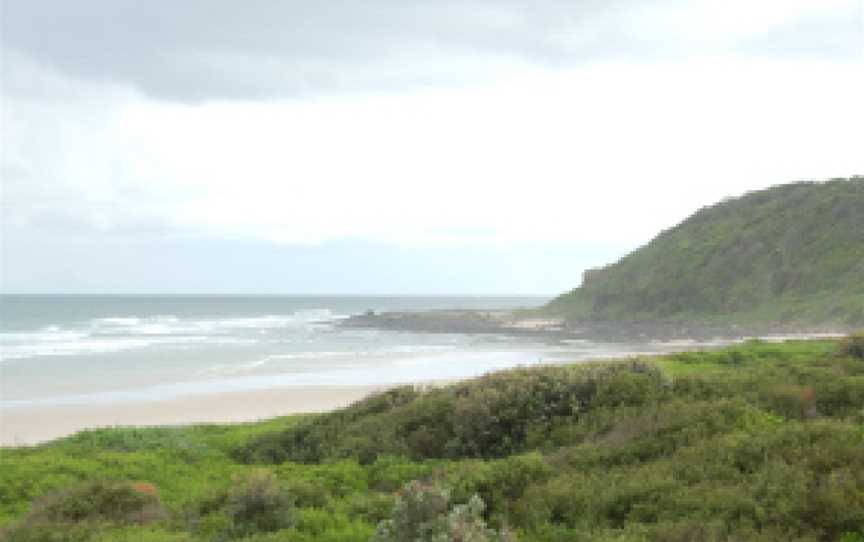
[281,478,329,508]
[762,385,817,420]
[372,481,515,542]
[368,456,436,493]
[838,332,864,359]
[0,480,165,542]
[65,427,208,459]
[446,453,551,526]
[28,480,164,524]
[225,469,295,537]
[347,492,395,524]
[240,363,670,464]
[91,527,197,541]
[373,481,448,541]
[0,522,94,542]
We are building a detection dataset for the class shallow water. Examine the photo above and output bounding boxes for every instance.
[0,295,721,408]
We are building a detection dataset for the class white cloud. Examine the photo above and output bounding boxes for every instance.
[2,0,862,294]
[3,0,860,102]
[4,53,862,251]
[639,0,857,44]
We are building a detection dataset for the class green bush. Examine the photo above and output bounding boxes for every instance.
[367,456,436,493]
[282,478,329,508]
[64,428,209,459]
[224,469,295,537]
[0,522,95,542]
[240,362,669,464]
[28,480,163,524]
[0,480,165,542]
[838,332,864,359]
[446,453,551,526]
[371,481,515,542]
[90,527,196,541]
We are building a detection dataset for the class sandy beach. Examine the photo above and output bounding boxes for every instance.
[0,384,384,447]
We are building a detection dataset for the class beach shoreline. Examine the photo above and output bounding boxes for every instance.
[0,384,385,447]
[2,333,843,447]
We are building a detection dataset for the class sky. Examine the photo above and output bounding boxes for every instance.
[1,0,862,295]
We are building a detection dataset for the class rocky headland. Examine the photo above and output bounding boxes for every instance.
[338,309,850,342]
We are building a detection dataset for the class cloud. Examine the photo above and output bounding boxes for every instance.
[3,51,862,250]
[2,0,860,101]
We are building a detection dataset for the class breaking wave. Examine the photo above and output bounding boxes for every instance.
[0,310,341,362]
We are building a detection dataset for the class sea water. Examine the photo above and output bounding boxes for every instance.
[0,295,711,409]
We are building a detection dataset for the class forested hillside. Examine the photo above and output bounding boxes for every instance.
[546,177,864,325]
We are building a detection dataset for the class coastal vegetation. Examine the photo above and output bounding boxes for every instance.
[2,338,863,541]
[545,177,864,326]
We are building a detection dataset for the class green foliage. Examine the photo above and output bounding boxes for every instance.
[838,332,864,359]
[2,340,864,541]
[234,387,421,464]
[445,453,552,527]
[545,177,864,325]
[64,427,209,456]
[238,362,668,464]
[0,480,165,542]
[223,469,295,537]
[0,522,96,542]
[26,480,162,523]
[371,481,514,542]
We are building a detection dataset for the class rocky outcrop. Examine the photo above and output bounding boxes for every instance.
[339,309,850,343]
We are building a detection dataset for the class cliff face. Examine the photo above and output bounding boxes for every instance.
[546,177,864,326]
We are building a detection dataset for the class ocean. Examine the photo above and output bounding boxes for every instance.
[0,295,708,410]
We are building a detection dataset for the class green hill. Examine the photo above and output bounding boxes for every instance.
[546,177,864,326]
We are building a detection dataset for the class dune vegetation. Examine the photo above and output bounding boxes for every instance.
[2,338,863,541]
[545,177,864,326]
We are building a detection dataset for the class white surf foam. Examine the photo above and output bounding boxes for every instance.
[1,309,343,362]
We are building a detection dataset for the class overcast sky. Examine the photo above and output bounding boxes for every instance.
[1,0,862,294]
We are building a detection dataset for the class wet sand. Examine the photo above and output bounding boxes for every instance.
[0,385,384,447]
